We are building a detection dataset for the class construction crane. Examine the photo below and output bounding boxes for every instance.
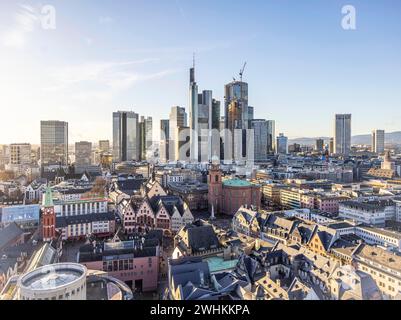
[239,62,247,82]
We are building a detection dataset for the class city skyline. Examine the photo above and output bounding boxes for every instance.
[1,0,401,144]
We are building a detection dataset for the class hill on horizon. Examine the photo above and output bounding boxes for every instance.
[289,131,401,146]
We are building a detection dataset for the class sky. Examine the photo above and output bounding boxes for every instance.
[0,0,400,144]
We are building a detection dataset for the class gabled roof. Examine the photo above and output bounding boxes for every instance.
[179,224,220,253]
[150,195,185,217]
[115,179,144,195]
[56,212,115,228]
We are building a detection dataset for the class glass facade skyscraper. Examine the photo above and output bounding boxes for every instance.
[112,111,140,162]
[40,120,68,167]
[334,114,352,156]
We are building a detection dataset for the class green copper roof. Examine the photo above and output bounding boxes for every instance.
[43,187,54,207]
[223,178,252,187]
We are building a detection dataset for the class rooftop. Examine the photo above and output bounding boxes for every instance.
[223,178,253,188]
[19,263,87,291]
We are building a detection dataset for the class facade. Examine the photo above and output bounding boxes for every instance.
[41,187,56,242]
[276,133,288,155]
[176,126,190,162]
[189,65,199,162]
[334,114,352,156]
[0,204,40,226]
[98,140,110,153]
[56,212,115,240]
[353,244,401,300]
[372,129,385,154]
[18,263,87,300]
[338,200,394,226]
[75,141,92,167]
[159,119,169,163]
[9,143,31,165]
[267,120,276,154]
[112,111,140,162]
[78,240,159,292]
[167,181,208,211]
[40,120,69,167]
[169,106,187,161]
[251,119,268,161]
[224,80,249,160]
[119,181,194,234]
[139,116,152,161]
[197,90,212,162]
[315,139,324,152]
[210,99,221,161]
[208,165,261,215]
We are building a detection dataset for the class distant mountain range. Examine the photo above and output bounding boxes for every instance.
[289,131,401,146]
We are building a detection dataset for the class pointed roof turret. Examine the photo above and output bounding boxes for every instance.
[43,186,54,207]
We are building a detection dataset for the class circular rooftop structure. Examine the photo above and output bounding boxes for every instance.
[18,263,87,300]
[223,178,252,188]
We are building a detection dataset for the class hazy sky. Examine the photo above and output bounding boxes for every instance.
[0,0,400,144]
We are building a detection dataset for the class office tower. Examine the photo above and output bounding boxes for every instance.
[160,119,170,163]
[276,133,288,155]
[75,141,92,166]
[224,80,249,160]
[288,143,301,153]
[225,80,249,130]
[169,106,187,161]
[189,63,199,162]
[9,143,31,165]
[210,99,221,161]
[334,114,352,156]
[139,117,145,160]
[198,90,212,162]
[0,146,7,169]
[176,126,190,162]
[112,111,140,162]
[251,119,268,161]
[145,117,153,158]
[267,120,276,154]
[99,140,110,153]
[219,116,225,161]
[139,116,153,161]
[40,120,68,167]
[315,139,324,152]
[372,129,385,154]
[247,106,254,128]
[329,138,334,154]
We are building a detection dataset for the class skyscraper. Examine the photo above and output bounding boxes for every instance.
[198,90,212,162]
[139,116,153,161]
[276,133,288,155]
[247,106,254,128]
[160,119,169,163]
[40,120,68,168]
[372,129,385,154]
[99,140,110,153]
[112,111,140,162]
[169,106,187,161]
[210,99,221,161]
[189,62,199,162]
[315,139,324,152]
[224,80,249,160]
[334,114,352,156]
[9,143,31,165]
[251,119,268,161]
[75,141,92,167]
[267,120,276,154]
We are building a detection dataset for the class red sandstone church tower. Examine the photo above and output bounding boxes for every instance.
[42,187,56,242]
[208,164,223,213]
